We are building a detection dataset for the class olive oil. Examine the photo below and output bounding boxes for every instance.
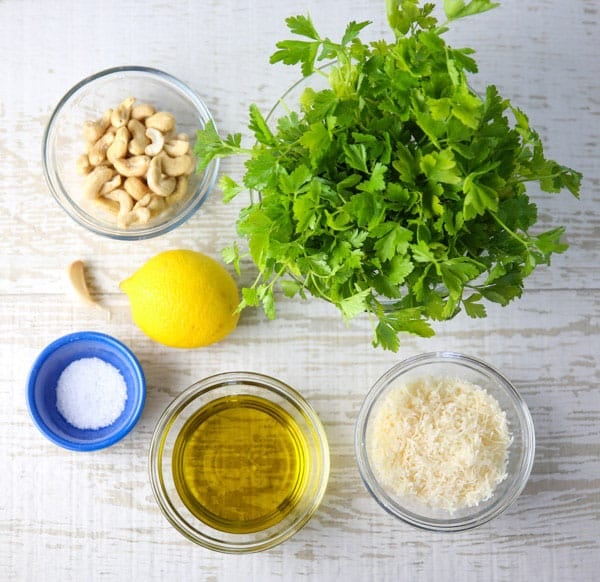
[172,394,310,534]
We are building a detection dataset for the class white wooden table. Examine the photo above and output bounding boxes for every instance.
[1,0,598,580]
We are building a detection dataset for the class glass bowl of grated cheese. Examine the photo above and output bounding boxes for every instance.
[355,352,535,532]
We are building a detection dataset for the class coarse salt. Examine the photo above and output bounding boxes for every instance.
[56,357,128,430]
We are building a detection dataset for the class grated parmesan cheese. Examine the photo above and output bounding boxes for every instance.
[368,376,512,512]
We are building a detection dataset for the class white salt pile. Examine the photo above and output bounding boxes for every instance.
[56,357,128,430]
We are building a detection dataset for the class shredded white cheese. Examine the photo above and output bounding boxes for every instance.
[369,376,512,512]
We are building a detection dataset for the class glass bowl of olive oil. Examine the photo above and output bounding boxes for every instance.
[148,371,330,553]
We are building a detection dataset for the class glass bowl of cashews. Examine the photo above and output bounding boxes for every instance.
[42,66,219,240]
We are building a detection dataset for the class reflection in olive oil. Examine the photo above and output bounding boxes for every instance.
[172,395,309,534]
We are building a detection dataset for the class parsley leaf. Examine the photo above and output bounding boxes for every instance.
[444,0,500,21]
[195,0,581,351]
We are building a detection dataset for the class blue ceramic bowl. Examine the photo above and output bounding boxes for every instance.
[27,331,146,451]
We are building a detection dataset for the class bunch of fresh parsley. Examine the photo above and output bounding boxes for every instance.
[195,0,581,351]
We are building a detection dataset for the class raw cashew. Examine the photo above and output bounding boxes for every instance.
[145,111,175,133]
[135,206,152,222]
[131,103,156,121]
[147,195,166,212]
[105,188,137,228]
[121,206,151,227]
[159,152,195,176]
[88,132,115,166]
[167,175,189,206]
[164,138,190,157]
[106,126,130,162]
[123,176,150,201]
[106,188,133,212]
[127,119,149,155]
[83,109,112,143]
[132,192,166,214]
[134,207,152,224]
[144,127,165,156]
[110,96,135,128]
[79,97,196,228]
[112,155,150,177]
[76,154,92,175]
[83,166,115,199]
[134,192,153,207]
[147,155,176,196]
[99,173,122,196]
[93,197,119,215]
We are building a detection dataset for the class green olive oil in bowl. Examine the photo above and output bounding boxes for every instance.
[149,372,329,553]
[171,394,310,534]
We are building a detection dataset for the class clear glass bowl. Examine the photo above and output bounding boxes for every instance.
[42,66,219,240]
[355,352,535,532]
[148,371,330,553]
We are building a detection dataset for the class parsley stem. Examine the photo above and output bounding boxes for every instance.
[253,264,288,292]
[491,212,529,248]
[514,171,566,183]
[304,271,331,301]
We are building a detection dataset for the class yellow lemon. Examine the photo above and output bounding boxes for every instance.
[120,249,240,348]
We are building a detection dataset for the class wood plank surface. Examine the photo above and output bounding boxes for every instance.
[0,0,598,580]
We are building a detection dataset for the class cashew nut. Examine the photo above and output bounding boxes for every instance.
[131,102,156,121]
[147,155,176,196]
[123,176,150,201]
[106,126,130,163]
[83,109,112,143]
[167,175,190,206]
[132,206,152,224]
[159,151,195,176]
[105,188,133,212]
[110,96,135,128]
[145,111,175,133]
[164,138,190,157]
[131,193,165,214]
[133,192,153,207]
[120,206,151,227]
[146,194,166,213]
[83,166,115,199]
[93,196,119,215]
[76,154,92,175]
[127,119,149,155]
[99,173,122,196]
[134,206,152,222]
[87,132,115,166]
[105,188,137,228]
[144,127,165,156]
[112,155,151,178]
[79,97,197,228]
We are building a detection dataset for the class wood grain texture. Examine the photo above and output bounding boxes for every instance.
[0,0,598,580]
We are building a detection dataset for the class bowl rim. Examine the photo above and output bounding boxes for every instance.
[354,351,536,532]
[26,330,146,451]
[148,370,330,553]
[41,65,219,241]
